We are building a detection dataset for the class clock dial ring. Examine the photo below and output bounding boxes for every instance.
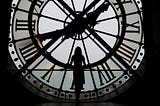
[8,0,145,102]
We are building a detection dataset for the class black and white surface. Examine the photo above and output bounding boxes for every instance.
[0,0,159,105]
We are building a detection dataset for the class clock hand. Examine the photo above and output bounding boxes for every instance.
[86,2,110,27]
[37,18,82,41]
[37,2,110,41]
[57,2,110,40]
[57,0,101,18]
[81,0,101,16]
[56,0,77,17]
[37,30,63,41]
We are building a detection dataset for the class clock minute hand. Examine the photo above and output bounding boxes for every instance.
[62,2,110,39]
[86,2,110,27]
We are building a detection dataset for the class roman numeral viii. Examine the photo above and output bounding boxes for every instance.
[19,43,38,62]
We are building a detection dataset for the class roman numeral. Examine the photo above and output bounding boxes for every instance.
[120,0,132,4]
[97,62,115,86]
[117,43,136,63]
[28,0,44,8]
[19,43,38,62]
[16,19,35,31]
[113,0,132,10]
[41,65,55,82]
[126,20,140,33]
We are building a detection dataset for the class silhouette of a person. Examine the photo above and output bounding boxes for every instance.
[70,46,85,103]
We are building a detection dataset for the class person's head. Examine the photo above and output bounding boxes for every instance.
[75,46,82,56]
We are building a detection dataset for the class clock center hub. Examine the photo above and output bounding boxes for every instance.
[64,12,90,40]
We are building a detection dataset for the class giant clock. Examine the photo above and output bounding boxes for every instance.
[8,0,144,102]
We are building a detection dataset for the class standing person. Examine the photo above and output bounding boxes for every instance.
[70,46,85,103]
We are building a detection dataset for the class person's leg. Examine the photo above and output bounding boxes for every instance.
[75,89,80,103]
[75,84,82,103]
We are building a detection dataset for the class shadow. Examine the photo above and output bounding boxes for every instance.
[27,102,127,106]
[70,47,85,103]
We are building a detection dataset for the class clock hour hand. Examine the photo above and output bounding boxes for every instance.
[86,2,110,27]
[37,30,63,41]
[37,19,79,41]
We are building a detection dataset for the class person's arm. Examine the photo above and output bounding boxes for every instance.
[82,56,86,66]
[70,55,74,65]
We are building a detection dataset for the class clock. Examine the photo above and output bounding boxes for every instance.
[8,0,144,102]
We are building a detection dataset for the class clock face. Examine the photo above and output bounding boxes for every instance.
[8,0,144,102]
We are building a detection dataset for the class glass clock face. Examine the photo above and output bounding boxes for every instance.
[8,0,144,102]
